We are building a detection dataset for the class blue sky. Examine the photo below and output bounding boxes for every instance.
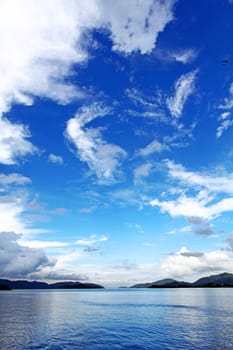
[1,0,233,287]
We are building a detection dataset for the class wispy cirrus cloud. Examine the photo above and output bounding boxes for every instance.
[151,188,233,220]
[65,103,127,182]
[166,160,233,195]
[0,0,176,164]
[217,83,233,138]
[150,160,233,221]
[75,234,108,246]
[166,70,197,118]
[137,140,168,157]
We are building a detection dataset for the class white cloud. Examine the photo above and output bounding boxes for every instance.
[166,160,233,195]
[99,0,176,54]
[0,190,49,235]
[30,269,89,282]
[0,173,31,187]
[48,153,64,165]
[0,0,95,116]
[0,117,37,165]
[19,239,69,249]
[0,232,52,278]
[170,49,197,64]
[227,233,233,250]
[75,234,108,246]
[167,70,197,118]
[0,0,176,164]
[134,163,152,184]
[66,104,127,181]
[0,192,29,233]
[138,140,168,157]
[219,83,233,110]
[126,88,168,123]
[216,83,233,137]
[160,246,233,279]
[151,192,233,220]
[0,0,176,113]
[150,160,233,221]
[216,112,233,138]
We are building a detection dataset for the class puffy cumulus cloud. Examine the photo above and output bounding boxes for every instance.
[0,192,29,233]
[0,0,91,164]
[66,104,127,182]
[98,0,176,54]
[0,117,37,165]
[134,163,152,184]
[0,232,52,278]
[0,0,176,112]
[160,246,233,279]
[48,153,64,165]
[0,190,47,234]
[167,70,197,118]
[0,0,94,116]
[0,0,175,164]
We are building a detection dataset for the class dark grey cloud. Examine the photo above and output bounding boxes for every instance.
[83,246,99,253]
[186,216,219,236]
[29,271,89,281]
[180,251,204,258]
[195,226,216,236]
[0,232,53,278]
[187,216,205,225]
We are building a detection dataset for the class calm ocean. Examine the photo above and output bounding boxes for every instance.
[0,288,233,350]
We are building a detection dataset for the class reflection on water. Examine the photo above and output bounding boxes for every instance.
[0,288,233,349]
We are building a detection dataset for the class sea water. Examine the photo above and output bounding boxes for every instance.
[0,288,233,350]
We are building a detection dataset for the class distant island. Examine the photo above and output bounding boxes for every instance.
[0,279,104,290]
[131,272,233,288]
[1,272,233,290]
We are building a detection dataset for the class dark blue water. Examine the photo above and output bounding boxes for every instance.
[0,288,233,350]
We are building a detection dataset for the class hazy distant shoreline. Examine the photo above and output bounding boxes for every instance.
[1,272,233,290]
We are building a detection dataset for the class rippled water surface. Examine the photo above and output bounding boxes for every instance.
[1,288,233,349]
